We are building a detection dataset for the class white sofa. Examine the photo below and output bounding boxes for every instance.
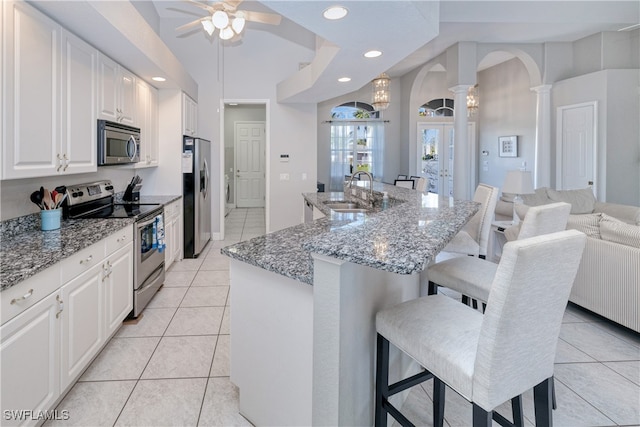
[496,187,640,332]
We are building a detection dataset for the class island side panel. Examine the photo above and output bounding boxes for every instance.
[229,259,313,426]
[311,253,422,426]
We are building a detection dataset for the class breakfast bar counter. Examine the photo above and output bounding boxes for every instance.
[221,182,479,426]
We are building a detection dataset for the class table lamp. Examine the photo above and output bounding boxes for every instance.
[502,170,534,224]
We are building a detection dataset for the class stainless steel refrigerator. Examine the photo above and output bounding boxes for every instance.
[183,136,212,258]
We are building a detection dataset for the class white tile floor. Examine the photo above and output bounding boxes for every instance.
[47,207,639,426]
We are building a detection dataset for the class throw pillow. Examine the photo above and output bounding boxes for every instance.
[566,213,601,239]
[600,214,640,248]
[521,187,550,206]
[547,188,596,214]
[500,192,515,203]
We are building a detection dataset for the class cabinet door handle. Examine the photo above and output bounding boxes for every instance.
[80,255,93,265]
[56,294,64,318]
[57,154,63,172]
[63,154,69,171]
[116,235,127,243]
[102,261,113,281]
[10,289,34,305]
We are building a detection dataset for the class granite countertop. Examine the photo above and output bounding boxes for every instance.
[222,182,479,284]
[0,194,181,292]
[1,215,134,291]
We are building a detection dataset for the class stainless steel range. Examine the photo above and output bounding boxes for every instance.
[65,180,165,318]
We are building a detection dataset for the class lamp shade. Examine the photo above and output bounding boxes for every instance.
[502,170,534,195]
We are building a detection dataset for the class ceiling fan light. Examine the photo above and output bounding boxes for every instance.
[323,6,348,20]
[219,26,234,40]
[231,16,245,34]
[201,19,215,36]
[212,10,229,29]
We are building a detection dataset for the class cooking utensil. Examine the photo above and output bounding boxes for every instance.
[54,192,65,209]
[30,191,43,209]
[43,188,53,210]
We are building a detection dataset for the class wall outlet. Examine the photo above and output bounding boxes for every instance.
[302,173,307,180]
[280,173,290,181]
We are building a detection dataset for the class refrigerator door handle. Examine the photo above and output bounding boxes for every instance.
[202,158,210,199]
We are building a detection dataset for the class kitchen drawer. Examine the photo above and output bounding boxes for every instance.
[59,240,105,284]
[104,225,133,255]
[1,264,61,325]
[164,200,180,219]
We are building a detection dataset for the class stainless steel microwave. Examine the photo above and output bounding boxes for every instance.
[97,120,140,165]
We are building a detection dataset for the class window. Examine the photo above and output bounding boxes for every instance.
[418,98,454,117]
[329,102,384,191]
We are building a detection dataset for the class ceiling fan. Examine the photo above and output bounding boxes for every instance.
[175,0,282,40]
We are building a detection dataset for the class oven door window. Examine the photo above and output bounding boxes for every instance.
[139,216,160,262]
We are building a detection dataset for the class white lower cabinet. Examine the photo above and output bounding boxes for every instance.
[60,263,104,390]
[0,227,133,426]
[0,292,61,427]
[104,243,133,337]
[164,200,183,270]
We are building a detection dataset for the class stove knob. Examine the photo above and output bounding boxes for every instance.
[77,191,84,197]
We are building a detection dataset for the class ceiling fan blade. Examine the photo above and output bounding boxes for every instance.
[165,7,205,18]
[182,0,216,13]
[222,0,243,11]
[176,18,206,33]
[242,10,281,25]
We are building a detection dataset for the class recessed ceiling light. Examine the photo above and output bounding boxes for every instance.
[323,6,348,20]
[364,50,382,58]
[151,76,166,82]
[338,77,351,83]
[228,103,239,106]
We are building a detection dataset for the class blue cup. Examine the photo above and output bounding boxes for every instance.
[41,208,61,231]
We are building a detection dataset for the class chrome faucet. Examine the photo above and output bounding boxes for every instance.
[348,171,374,200]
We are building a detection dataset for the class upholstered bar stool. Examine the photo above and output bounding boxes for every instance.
[375,230,586,427]
[427,202,572,303]
[442,184,499,258]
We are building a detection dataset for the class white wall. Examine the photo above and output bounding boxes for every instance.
[477,58,537,189]
[0,167,140,221]
[157,20,317,233]
[552,69,640,205]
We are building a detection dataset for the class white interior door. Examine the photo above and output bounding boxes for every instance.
[235,122,265,208]
[557,103,596,193]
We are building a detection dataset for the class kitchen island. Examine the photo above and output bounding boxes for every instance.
[222,182,479,426]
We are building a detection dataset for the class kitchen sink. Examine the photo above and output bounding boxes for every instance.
[331,208,370,213]
[324,202,361,210]
[323,201,372,214]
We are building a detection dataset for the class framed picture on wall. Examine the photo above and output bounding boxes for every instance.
[498,136,518,157]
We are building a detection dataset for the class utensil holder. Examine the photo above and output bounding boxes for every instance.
[41,208,61,231]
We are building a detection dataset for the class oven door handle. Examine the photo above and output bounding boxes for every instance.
[137,216,159,229]
[136,265,164,292]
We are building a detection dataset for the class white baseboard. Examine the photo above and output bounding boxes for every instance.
[212,232,222,241]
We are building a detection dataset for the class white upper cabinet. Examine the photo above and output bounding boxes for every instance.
[1,1,97,179]
[61,29,97,175]
[182,93,198,136]
[2,1,60,179]
[97,53,137,126]
[135,79,159,168]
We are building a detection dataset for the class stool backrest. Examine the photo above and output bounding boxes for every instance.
[472,230,586,411]
[415,177,428,192]
[463,183,499,256]
[517,202,571,240]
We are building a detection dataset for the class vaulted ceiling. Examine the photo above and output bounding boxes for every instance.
[152,0,639,103]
